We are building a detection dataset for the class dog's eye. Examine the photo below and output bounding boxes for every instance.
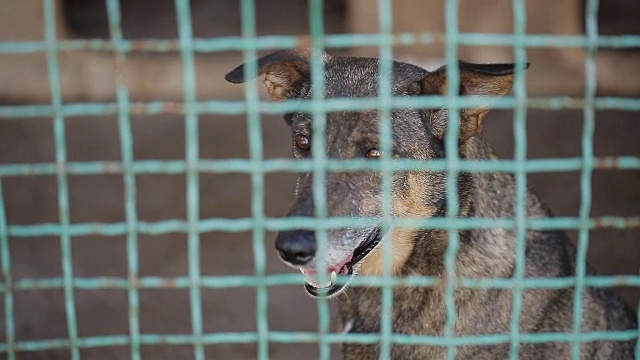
[295,134,310,151]
[365,148,381,159]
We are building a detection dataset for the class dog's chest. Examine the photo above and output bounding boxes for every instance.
[338,288,443,358]
[341,336,508,360]
[337,288,511,359]
[339,287,441,332]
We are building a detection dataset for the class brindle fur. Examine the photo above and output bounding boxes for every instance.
[226,50,637,359]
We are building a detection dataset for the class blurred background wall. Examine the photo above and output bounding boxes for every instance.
[0,1,638,359]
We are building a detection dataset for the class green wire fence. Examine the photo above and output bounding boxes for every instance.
[0,0,639,359]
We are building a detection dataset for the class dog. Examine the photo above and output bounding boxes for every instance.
[225,49,637,359]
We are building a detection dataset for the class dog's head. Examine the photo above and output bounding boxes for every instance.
[225,49,525,297]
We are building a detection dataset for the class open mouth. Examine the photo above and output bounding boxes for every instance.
[303,228,382,297]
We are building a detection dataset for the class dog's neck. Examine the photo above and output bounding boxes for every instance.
[338,135,552,334]
[403,134,549,279]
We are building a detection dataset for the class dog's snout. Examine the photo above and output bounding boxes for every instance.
[275,230,316,265]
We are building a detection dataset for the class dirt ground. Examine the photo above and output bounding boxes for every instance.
[1,1,639,359]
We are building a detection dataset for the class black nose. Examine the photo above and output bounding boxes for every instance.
[275,230,316,265]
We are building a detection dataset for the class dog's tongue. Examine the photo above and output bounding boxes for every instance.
[300,268,338,289]
[300,255,352,289]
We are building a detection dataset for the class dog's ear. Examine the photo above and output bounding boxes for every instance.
[419,61,529,141]
[225,49,322,101]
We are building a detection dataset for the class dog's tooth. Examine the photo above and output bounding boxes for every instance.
[301,269,337,289]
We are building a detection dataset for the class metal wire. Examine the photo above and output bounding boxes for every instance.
[43,1,80,358]
[508,0,529,358]
[443,0,461,358]
[105,1,142,359]
[572,1,600,359]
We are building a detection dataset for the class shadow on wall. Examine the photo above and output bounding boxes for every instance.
[0,1,638,360]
